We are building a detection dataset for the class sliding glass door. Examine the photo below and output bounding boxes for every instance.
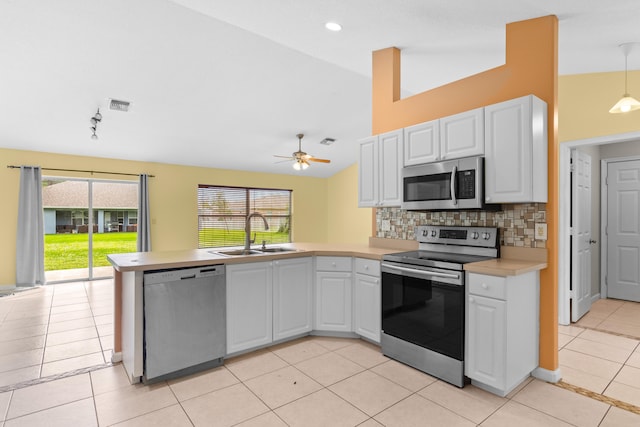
[43,177,138,283]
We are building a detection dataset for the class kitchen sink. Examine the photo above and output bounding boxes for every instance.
[257,247,298,253]
[209,247,300,257]
[211,249,262,256]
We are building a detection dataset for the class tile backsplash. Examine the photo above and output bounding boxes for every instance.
[376,204,546,248]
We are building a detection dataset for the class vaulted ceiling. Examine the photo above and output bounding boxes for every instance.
[1,0,639,177]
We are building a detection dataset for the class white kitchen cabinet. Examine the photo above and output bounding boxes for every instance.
[315,257,353,332]
[403,109,482,167]
[358,129,403,207]
[354,258,381,343]
[440,108,484,160]
[273,257,313,341]
[226,262,273,354]
[404,120,439,166]
[484,95,547,203]
[466,271,539,397]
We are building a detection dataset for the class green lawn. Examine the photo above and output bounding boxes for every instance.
[45,232,137,271]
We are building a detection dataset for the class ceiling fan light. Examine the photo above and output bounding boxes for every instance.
[609,94,640,113]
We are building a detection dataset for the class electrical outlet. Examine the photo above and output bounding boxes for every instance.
[381,220,391,231]
[535,223,547,241]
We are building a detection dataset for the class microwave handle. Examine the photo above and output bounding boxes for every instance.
[450,165,457,205]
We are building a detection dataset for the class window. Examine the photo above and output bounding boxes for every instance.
[198,185,292,248]
[128,210,138,225]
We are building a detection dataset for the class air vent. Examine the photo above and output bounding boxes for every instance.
[109,99,131,112]
[320,137,335,145]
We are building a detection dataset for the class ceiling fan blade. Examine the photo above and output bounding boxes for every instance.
[307,157,331,163]
[273,155,295,160]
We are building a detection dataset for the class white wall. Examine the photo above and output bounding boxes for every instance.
[600,140,640,159]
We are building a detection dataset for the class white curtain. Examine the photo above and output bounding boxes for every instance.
[137,174,151,252]
[16,166,45,287]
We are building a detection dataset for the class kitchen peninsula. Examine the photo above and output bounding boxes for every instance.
[108,242,406,383]
[108,241,546,395]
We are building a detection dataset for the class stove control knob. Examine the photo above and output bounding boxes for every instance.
[482,232,491,240]
[431,230,437,237]
[422,229,428,236]
[471,232,479,240]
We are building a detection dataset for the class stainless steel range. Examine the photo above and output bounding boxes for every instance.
[381,225,499,387]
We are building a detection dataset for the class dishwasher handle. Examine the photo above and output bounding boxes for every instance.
[144,265,225,285]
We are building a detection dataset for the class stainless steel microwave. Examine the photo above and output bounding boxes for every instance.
[402,156,484,210]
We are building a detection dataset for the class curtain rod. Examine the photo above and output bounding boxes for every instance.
[6,165,155,178]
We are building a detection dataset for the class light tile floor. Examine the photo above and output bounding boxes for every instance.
[1,284,640,426]
[0,336,639,426]
[559,298,640,409]
[0,280,113,389]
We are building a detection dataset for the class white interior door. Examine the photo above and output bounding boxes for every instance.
[607,159,640,302]
[571,150,593,321]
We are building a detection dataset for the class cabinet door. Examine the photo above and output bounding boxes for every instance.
[484,95,547,203]
[440,108,484,160]
[226,262,273,354]
[378,129,403,206]
[404,120,439,165]
[315,271,352,332]
[273,258,313,341]
[354,273,381,343]
[358,136,378,207]
[466,294,506,389]
[484,97,530,203]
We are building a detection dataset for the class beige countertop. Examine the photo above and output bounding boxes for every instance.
[108,240,548,276]
[464,246,548,277]
[464,258,547,277]
[107,242,399,272]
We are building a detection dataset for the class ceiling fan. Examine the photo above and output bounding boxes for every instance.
[274,133,331,170]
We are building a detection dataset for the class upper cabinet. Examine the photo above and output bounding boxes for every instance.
[358,129,403,207]
[404,119,439,166]
[403,108,484,167]
[440,108,484,161]
[484,95,548,204]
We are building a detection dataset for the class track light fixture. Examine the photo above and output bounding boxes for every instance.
[90,108,102,139]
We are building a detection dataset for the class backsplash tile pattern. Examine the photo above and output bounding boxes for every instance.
[376,204,546,248]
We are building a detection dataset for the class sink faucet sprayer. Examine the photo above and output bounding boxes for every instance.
[245,212,269,252]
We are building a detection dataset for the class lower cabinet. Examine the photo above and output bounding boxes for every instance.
[465,271,539,396]
[354,258,381,343]
[227,257,313,354]
[273,257,313,341]
[227,255,381,355]
[315,257,353,332]
[226,261,273,354]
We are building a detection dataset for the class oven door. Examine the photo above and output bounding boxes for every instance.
[381,262,464,361]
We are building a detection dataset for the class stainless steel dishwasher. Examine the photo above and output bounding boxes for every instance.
[143,265,226,382]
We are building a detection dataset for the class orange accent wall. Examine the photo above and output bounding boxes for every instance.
[372,16,559,372]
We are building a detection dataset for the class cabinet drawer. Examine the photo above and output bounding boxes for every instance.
[316,256,352,272]
[468,273,506,300]
[355,258,380,276]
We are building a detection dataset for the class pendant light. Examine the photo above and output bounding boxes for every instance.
[609,43,640,114]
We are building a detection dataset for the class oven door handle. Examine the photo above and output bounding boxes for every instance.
[450,165,457,206]
[382,263,460,280]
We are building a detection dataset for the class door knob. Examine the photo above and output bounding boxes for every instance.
[589,239,597,244]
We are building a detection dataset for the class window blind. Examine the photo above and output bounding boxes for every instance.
[197,185,292,248]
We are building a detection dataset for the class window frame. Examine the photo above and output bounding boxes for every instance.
[197,184,292,249]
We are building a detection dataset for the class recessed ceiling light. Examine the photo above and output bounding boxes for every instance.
[325,22,342,32]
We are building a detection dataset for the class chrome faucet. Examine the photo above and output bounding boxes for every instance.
[244,212,269,252]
